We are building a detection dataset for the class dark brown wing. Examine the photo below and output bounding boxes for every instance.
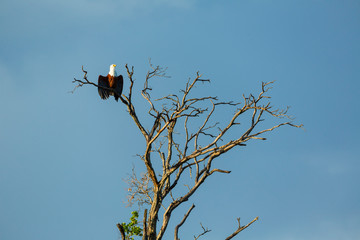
[113,75,123,102]
[98,75,110,100]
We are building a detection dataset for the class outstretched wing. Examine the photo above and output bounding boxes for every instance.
[113,75,124,102]
[98,75,110,100]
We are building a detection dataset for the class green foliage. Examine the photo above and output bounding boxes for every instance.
[121,211,143,240]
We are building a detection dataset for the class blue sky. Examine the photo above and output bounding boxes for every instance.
[1,0,359,239]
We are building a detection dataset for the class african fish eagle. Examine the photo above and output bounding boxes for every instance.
[98,64,123,101]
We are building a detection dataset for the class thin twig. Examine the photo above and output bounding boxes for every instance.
[225,217,259,240]
[174,204,195,240]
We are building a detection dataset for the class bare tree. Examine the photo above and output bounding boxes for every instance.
[73,62,302,240]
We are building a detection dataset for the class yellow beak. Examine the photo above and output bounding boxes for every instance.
[113,64,117,67]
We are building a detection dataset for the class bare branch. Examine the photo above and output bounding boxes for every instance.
[209,168,231,175]
[194,223,211,240]
[116,223,126,240]
[143,209,148,240]
[174,204,195,240]
[125,167,153,208]
[225,217,259,240]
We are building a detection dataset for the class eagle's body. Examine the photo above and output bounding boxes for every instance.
[98,64,123,101]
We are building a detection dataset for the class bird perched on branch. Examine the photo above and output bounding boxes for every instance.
[98,64,123,101]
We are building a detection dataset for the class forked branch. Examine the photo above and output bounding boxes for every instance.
[225,217,259,240]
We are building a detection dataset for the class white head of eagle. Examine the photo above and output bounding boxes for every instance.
[109,64,117,77]
[98,64,124,102]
